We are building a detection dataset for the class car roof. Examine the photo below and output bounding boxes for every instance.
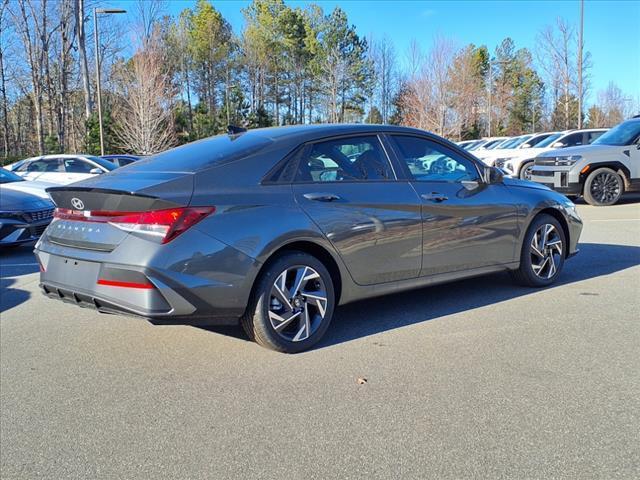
[28,154,97,160]
[240,123,440,142]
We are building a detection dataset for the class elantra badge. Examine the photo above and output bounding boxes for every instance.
[71,198,85,210]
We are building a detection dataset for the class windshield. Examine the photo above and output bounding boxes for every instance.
[525,133,552,147]
[510,135,533,149]
[535,133,563,148]
[485,139,507,150]
[498,136,529,149]
[84,155,118,171]
[0,168,24,184]
[462,140,481,150]
[593,121,640,146]
[467,140,487,150]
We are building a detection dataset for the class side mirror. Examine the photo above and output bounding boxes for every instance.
[521,143,531,149]
[552,142,564,148]
[485,166,504,184]
[89,167,103,174]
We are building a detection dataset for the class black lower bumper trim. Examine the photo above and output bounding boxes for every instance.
[40,283,240,326]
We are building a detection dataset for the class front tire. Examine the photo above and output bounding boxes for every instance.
[583,167,623,206]
[511,214,566,287]
[519,161,534,180]
[241,251,335,353]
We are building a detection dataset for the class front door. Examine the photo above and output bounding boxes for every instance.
[387,134,520,276]
[292,134,423,286]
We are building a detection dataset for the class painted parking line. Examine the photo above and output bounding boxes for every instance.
[590,218,640,222]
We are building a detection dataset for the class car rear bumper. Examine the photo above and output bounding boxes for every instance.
[35,230,261,325]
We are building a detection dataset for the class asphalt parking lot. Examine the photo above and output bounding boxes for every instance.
[1,196,639,479]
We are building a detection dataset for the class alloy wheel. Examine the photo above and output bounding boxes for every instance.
[268,266,328,342]
[590,171,621,204]
[530,224,563,279]
[520,164,534,180]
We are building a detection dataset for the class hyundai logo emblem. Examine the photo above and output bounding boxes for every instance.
[71,197,85,210]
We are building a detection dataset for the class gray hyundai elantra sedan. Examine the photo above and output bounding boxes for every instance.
[35,125,582,352]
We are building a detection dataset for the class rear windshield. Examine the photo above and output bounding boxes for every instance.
[0,168,24,183]
[122,133,274,173]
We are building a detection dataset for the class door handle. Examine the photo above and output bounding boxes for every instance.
[303,192,341,202]
[421,192,448,202]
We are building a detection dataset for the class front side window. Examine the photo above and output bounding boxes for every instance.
[64,159,94,174]
[562,132,584,147]
[586,131,604,143]
[295,136,393,183]
[390,135,480,183]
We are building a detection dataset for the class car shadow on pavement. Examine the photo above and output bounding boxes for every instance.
[0,244,38,314]
[316,242,640,349]
[200,242,640,350]
[574,192,640,206]
[0,277,32,315]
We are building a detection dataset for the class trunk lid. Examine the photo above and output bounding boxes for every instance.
[44,172,194,251]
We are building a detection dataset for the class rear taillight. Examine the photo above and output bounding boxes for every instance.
[53,207,215,243]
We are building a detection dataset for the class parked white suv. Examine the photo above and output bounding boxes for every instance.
[530,117,640,205]
[497,129,607,180]
[474,134,534,164]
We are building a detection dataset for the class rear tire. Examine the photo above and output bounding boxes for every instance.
[241,251,335,353]
[511,214,566,287]
[583,167,623,206]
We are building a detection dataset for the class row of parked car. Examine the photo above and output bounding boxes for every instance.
[0,154,142,246]
[2,116,640,249]
[456,115,640,206]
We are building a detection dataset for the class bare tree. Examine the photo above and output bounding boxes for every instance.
[447,45,484,140]
[0,0,10,157]
[402,36,456,135]
[370,36,397,123]
[133,0,165,47]
[74,0,91,120]
[11,0,52,154]
[112,33,176,154]
[537,18,590,130]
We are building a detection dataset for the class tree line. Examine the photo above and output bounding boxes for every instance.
[1,0,637,161]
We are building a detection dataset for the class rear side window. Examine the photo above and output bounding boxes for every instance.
[25,159,63,172]
[295,136,393,183]
[390,135,480,183]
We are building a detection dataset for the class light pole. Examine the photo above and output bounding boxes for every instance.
[93,8,126,156]
[577,0,584,129]
[487,59,510,137]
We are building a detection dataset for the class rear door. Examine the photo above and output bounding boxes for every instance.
[387,134,520,276]
[291,134,423,286]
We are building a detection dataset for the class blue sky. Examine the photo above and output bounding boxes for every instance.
[109,0,640,104]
